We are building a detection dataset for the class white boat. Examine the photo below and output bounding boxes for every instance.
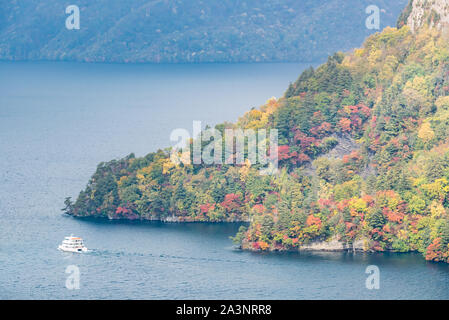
[58,235,88,253]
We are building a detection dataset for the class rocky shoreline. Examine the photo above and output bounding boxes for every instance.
[72,213,416,255]
[68,212,250,224]
[241,238,369,253]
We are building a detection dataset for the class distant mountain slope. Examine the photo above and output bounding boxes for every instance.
[0,0,407,63]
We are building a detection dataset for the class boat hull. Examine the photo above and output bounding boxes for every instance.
[58,245,88,253]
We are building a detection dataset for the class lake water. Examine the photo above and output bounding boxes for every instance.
[1,61,449,299]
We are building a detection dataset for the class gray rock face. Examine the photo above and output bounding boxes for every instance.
[298,238,366,252]
[304,133,376,178]
[407,0,449,32]
[241,237,368,252]
[322,134,361,160]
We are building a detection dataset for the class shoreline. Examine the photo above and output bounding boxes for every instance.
[241,238,370,253]
[66,212,250,224]
[67,214,429,258]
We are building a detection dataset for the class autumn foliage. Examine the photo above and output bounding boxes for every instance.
[67,22,449,264]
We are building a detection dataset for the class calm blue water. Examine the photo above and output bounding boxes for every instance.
[1,61,449,300]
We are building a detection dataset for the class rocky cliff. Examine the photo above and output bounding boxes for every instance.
[401,0,449,32]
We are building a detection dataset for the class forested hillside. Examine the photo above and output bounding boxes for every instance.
[0,0,406,63]
[65,0,449,263]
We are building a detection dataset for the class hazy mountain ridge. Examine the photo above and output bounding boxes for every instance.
[0,0,407,63]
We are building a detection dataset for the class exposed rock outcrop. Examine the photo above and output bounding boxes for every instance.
[405,0,449,32]
[242,238,369,253]
[321,133,361,160]
[298,238,366,252]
